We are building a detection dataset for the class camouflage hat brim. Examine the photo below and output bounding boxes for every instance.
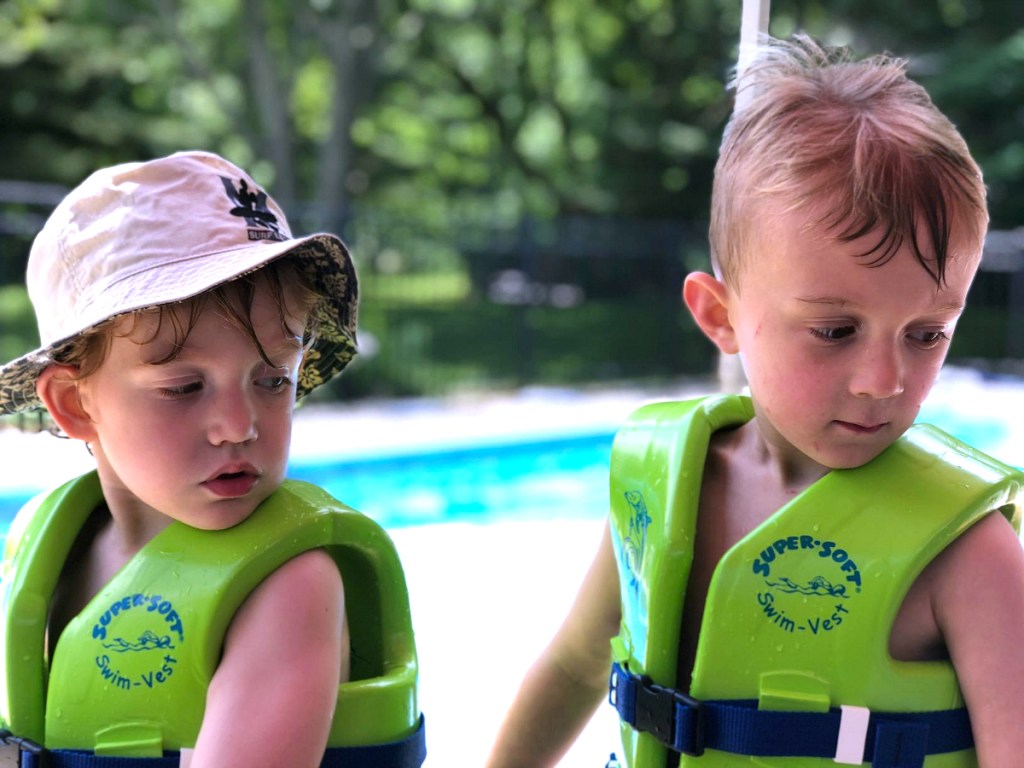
[292,236,359,398]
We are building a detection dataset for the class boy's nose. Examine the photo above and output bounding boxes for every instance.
[208,389,259,445]
[850,343,905,400]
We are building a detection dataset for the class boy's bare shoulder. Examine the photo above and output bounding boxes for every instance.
[242,548,343,623]
[192,550,344,765]
[219,547,345,665]
[926,510,1024,761]
[890,509,1022,662]
[930,510,1023,622]
[205,550,344,717]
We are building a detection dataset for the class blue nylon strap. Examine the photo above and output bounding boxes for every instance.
[871,721,929,768]
[20,714,427,768]
[610,662,973,765]
[319,715,427,768]
[21,753,179,768]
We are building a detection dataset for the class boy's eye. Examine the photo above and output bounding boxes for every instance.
[908,329,951,348]
[158,381,202,399]
[258,375,292,391]
[809,325,855,342]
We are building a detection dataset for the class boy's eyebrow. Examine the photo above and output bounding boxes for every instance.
[140,335,305,366]
[243,335,307,365]
[796,296,850,306]
[271,335,305,353]
[267,337,306,365]
[796,296,965,312]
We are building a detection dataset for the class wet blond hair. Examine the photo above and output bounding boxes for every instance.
[710,35,987,289]
[53,257,322,380]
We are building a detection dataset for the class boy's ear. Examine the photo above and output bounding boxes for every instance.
[683,272,739,355]
[36,365,97,442]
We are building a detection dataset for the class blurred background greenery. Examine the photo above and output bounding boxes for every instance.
[1,0,1022,403]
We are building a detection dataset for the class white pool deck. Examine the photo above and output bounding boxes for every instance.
[2,367,1023,766]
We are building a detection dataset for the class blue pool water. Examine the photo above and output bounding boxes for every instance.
[0,400,1015,532]
[289,401,1013,529]
[288,431,615,528]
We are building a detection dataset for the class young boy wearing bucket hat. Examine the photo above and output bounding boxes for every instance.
[0,152,424,768]
[488,37,1024,767]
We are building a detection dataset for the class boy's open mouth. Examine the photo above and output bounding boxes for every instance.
[834,420,887,435]
[203,466,260,497]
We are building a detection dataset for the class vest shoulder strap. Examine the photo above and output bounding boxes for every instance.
[0,472,102,743]
[608,395,754,681]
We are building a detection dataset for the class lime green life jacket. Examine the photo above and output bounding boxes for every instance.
[608,395,1022,767]
[0,471,421,761]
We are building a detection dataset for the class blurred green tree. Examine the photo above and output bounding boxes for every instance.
[3,0,1022,230]
[1,0,1021,395]
[0,0,379,229]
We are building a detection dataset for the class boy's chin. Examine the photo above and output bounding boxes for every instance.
[815,443,894,471]
[184,497,266,531]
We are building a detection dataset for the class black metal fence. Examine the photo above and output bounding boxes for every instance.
[316,210,714,400]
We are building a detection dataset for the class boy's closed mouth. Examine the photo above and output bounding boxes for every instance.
[203,464,261,497]
[833,420,888,435]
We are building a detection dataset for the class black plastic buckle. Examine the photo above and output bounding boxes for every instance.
[0,729,48,767]
[633,676,706,757]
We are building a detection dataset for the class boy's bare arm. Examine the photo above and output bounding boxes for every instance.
[931,511,1024,766]
[187,548,345,768]
[487,523,622,767]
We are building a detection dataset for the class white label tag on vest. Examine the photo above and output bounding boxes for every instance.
[834,704,870,764]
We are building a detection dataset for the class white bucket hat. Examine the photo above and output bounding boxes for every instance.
[0,150,358,416]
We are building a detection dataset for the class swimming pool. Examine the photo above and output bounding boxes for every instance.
[287,397,1016,529]
[0,373,1020,531]
[0,425,617,532]
[288,430,614,528]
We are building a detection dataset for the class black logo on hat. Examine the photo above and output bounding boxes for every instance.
[220,176,286,242]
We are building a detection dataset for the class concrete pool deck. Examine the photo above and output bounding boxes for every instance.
[1,367,1023,765]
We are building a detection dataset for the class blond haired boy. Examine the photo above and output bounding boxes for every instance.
[488,37,1024,768]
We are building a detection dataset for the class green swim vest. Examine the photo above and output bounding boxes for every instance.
[0,472,420,757]
[608,395,1022,767]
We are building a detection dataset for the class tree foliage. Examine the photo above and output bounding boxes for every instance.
[1,0,1022,231]
[1,1,1021,397]
[0,0,378,225]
